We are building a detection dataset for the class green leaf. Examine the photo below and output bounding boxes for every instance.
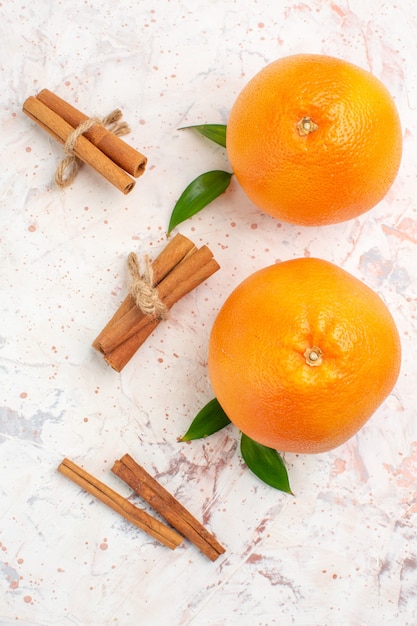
[240,433,293,494]
[179,124,227,148]
[180,398,231,441]
[168,170,233,234]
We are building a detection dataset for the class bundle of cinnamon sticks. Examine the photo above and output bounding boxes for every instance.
[22,89,147,194]
[93,233,220,371]
[58,454,225,561]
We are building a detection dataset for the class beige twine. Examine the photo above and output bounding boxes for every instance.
[127,252,168,320]
[55,109,131,188]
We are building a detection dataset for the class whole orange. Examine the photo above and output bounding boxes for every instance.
[226,54,402,226]
[208,258,401,453]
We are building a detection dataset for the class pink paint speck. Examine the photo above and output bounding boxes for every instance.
[23,595,32,603]
[331,458,347,477]
[389,441,417,488]
[28,225,36,232]
[331,3,346,18]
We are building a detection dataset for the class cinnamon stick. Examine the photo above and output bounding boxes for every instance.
[101,318,160,372]
[93,234,220,371]
[22,96,136,194]
[112,454,225,561]
[36,89,147,178]
[58,458,183,550]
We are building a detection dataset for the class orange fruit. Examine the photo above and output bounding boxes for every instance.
[208,258,401,453]
[226,54,402,226]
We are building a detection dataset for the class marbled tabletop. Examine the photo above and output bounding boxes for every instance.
[1,1,417,624]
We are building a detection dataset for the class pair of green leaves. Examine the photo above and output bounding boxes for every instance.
[180,398,293,494]
[172,125,292,493]
[167,125,232,234]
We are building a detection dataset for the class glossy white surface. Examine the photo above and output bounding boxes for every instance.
[1,1,417,624]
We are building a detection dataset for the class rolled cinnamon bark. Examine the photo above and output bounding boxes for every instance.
[112,454,225,561]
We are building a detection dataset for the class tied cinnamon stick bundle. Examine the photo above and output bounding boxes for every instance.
[93,233,220,371]
[22,90,147,194]
[58,458,183,550]
[112,454,226,561]
[36,90,147,178]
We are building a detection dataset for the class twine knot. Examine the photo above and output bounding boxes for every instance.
[127,252,168,320]
[55,109,131,188]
